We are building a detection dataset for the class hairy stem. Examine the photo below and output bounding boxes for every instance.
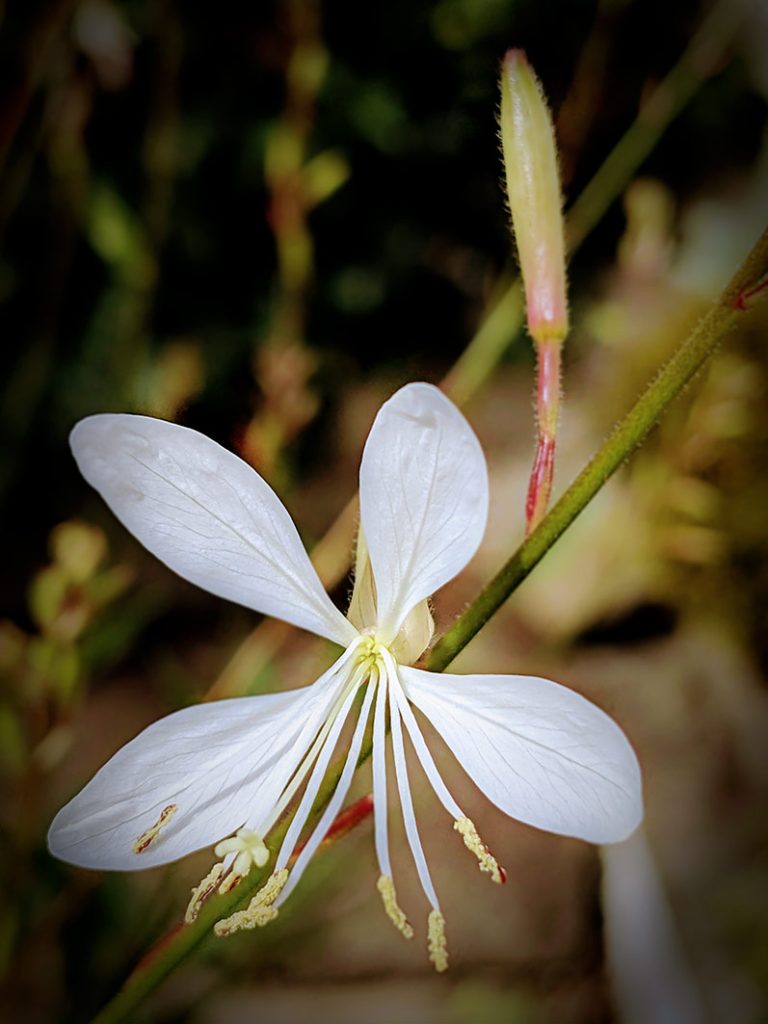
[428,225,768,670]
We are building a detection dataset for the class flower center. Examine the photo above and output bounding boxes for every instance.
[354,632,388,678]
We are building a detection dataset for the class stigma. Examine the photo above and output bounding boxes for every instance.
[185,827,270,923]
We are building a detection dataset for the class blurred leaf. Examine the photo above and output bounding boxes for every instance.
[50,520,107,583]
[303,149,349,208]
[0,705,26,777]
[27,636,80,704]
[87,184,155,288]
[431,0,517,50]
[448,981,539,1024]
[141,338,204,419]
[0,621,28,677]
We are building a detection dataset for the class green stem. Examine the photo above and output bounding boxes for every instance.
[428,225,768,671]
[93,222,768,1024]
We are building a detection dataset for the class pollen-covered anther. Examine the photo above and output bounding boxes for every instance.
[454,816,504,885]
[132,804,177,854]
[376,874,414,940]
[427,909,448,972]
[213,868,289,937]
[185,861,225,924]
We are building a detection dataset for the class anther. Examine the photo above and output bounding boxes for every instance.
[185,862,225,923]
[427,909,448,972]
[213,868,289,937]
[376,875,414,940]
[132,804,177,854]
[454,817,504,885]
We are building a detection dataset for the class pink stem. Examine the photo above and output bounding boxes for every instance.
[525,341,561,535]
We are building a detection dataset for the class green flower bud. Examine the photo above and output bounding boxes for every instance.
[500,49,568,345]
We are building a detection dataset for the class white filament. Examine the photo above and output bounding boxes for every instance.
[258,642,363,837]
[387,659,440,911]
[387,659,463,820]
[371,664,391,878]
[274,678,361,872]
[277,679,377,905]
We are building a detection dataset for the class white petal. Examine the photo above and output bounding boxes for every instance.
[70,415,358,647]
[401,667,643,844]
[359,383,488,639]
[48,659,347,870]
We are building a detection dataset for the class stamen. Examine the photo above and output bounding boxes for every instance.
[428,909,448,972]
[377,874,413,939]
[273,683,361,874]
[389,672,463,820]
[132,804,177,854]
[260,643,368,839]
[213,868,289,936]
[454,817,504,885]
[387,662,440,910]
[185,862,225,923]
[275,680,377,908]
[371,665,392,878]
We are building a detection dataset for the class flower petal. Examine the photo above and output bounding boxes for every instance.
[48,659,347,870]
[70,415,358,647]
[401,667,642,843]
[359,384,488,639]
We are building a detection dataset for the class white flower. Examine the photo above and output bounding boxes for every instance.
[48,383,642,970]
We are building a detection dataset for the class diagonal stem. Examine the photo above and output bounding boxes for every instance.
[427,225,768,671]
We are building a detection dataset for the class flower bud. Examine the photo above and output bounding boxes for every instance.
[499,49,568,345]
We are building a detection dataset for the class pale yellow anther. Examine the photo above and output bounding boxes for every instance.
[214,902,278,935]
[376,874,414,940]
[213,868,289,937]
[132,804,177,855]
[427,909,448,973]
[185,862,225,924]
[454,817,503,885]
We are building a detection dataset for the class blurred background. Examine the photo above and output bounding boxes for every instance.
[1,0,767,1021]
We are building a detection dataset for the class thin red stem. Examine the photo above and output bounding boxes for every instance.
[525,341,561,535]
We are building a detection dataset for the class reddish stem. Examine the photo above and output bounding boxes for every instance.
[525,433,556,534]
[734,273,768,311]
[291,793,374,860]
[525,341,561,535]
